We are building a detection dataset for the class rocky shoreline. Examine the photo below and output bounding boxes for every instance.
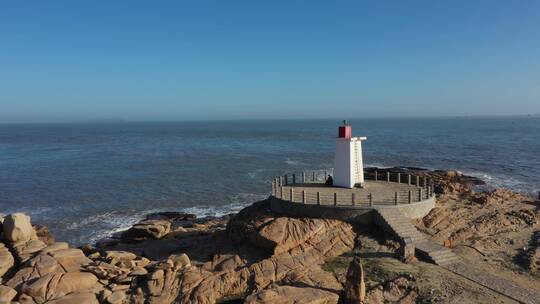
[0,169,539,303]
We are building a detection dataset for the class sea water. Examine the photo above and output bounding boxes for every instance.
[0,117,539,245]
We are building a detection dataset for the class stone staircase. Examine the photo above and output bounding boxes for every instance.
[415,241,460,266]
[374,208,460,266]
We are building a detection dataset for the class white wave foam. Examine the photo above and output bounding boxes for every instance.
[285,159,300,166]
[461,170,534,195]
[79,192,267,245]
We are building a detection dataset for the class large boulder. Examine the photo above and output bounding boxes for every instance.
[122,220,171,240]
[49,248,93,272]
[245,285,339,304]
[3,213,35,243]
[21,272,98,303]
[251,217,334,255]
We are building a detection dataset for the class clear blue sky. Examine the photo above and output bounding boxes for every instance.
[1,1,539,123]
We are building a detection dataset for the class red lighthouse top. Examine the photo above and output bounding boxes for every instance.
[338,120,352,139]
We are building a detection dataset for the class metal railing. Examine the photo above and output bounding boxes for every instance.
[270,169,435,206]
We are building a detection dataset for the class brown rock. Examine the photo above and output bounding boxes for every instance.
[3,213,35,243]
[21,272,98,303]
[169,253,190,270]
[40,242,69,255]
[344,255,366,304]
[252,217,329,254]
[123,220,171,240]
[33,225,55,245]
[106,290,126,304]
[0,285,17,303]
[46,292,99,304]
[245,285,339,304]
[12,239,46,263]
[129,266,148,276]
[0,243,15,278]
[49,248,93,272]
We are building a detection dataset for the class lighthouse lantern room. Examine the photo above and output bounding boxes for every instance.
[333,121,367,188]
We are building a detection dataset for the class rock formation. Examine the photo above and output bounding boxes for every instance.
[0,169,538,303]
[344,255,366,304]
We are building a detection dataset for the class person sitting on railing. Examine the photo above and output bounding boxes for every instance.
[325,175,333,186]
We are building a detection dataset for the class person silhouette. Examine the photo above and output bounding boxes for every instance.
[325,175,333,186]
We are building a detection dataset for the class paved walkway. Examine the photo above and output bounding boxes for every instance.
[445,262,540,304]
[374,209,540,303]
[280,180,425,206]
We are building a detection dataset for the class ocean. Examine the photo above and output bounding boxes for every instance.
[1,117,539,245]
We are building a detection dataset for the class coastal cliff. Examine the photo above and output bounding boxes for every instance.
[0,169,539,303]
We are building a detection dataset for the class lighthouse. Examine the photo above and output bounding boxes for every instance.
[333,121,367,188]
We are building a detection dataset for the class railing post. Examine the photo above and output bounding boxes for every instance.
[292,174,296,184]
[423,177,427,188]
[418,188,422,201]
[375,171,378,181]
[271,180,275,196]
[302,172,305,183]
[280,186,283,199]
[386,171,390,182]
[317,192,320,205]
[284,174,288,185]
[369,193,373,207]
[416,176,420,187]
[334,193,337,206]
[290,188,294,202]
[407,174,411,185]
[408,190,412,204]
[395,192,398,205]
[302,190,306,204]
[352,193,355,206]
[397,173,401,184]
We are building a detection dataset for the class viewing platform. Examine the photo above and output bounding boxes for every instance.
[269,170,436,224]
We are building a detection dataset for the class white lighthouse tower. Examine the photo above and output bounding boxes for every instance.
[333,121,367,188]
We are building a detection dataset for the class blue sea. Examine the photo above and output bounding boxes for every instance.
[1,117,539,245]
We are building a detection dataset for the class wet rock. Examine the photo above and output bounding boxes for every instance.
[145,212,196,222]
[3,213,35,243]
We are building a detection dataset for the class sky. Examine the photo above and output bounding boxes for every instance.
[0,1,539,123]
